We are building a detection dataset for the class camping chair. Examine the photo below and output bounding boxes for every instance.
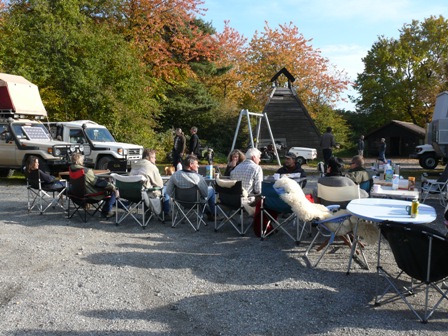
[375,221,448,323]
[259,181,299,243]
[317,182,361,209]
[214,179,251,236]
[171,185,207,231]
[111,173,161,228]
[304,206,357,268]
[26,169,66,215]
[420,172,448,206]
[66,168,110,222]
[304,182,367,268]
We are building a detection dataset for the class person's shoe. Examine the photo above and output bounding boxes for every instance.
[207,214,222,221]
[163,213,172,221]
[101,211,115,219]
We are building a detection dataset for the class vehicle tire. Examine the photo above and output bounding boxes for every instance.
[0,168,14,178]
[97,156,114,170]
[419,154,438,169]
[296,157,306,165]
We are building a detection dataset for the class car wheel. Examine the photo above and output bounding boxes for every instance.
[97,156,114,170]
[419,154,438,169]
[297,157,306,165]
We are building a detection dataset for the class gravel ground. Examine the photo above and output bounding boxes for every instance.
[1,160,448,335]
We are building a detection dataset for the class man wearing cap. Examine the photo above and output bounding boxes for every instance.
[276,152,307,188]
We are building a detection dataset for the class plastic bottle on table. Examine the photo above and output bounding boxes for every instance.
[385,163,393,182]
[392,174,399,190]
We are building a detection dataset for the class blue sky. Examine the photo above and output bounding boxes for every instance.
[202,0,447,110]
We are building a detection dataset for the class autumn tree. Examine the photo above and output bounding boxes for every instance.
[354,15,448,129]
[242,22,350,115]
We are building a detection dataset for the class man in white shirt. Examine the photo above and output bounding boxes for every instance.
[230,148,263,214]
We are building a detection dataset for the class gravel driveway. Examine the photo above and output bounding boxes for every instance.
[1,163,448,335]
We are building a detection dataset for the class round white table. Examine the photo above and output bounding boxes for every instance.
[347,198,436,224]
[345,198,437,274]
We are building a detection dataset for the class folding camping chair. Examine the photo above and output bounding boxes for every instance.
[214,179,251,236]
[375,221,448,323]
[259,181,299,243]
[303,181,367,268]
[26,169,66,214]
[112,173,161,228]
[171,185,208,231]
[304,206,356,268]
[66,168,110,222]
[420,178,448,206]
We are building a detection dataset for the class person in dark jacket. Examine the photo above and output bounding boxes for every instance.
[172,128,186,168]
[189,126,200,156]
[276,152,307,188]
[25,155,65,191]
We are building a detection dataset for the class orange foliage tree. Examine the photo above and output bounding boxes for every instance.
[206,21,248,109]
[241,22,350,115]
[118,0,218,83]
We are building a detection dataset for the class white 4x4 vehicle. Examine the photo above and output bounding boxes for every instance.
[47,120,143,170]
[287,147,317,165]
[0,73,82,177]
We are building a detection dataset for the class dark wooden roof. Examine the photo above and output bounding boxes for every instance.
[365,120,425,138]
[258,86,321,150]
[270,67,295,83]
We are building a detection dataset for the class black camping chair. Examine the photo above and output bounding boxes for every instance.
[66,168,110,222]
[171,185,207,231]
[214,180,251,236]
[375,221,448,323]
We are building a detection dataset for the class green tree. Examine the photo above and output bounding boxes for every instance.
[0,0,159,144]
[354,15,448,129]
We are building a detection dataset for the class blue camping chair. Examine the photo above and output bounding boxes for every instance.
[259,181,300,243]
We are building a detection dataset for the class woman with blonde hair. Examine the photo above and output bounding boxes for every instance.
[224,149,246,176]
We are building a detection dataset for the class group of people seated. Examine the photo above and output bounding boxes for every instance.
[25,144,372,223]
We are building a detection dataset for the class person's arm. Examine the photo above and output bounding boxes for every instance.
[253,166,263,195]
[197,177,209,199]
[39,170,55,184]
[151,170,164,188]
[165,179,174,197]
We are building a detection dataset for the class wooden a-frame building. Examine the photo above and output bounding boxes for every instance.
[258,68,321,150]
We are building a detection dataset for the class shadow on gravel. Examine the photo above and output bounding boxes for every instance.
[78,288,448,335]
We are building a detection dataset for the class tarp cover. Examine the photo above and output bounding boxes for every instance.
[0,73,47,117]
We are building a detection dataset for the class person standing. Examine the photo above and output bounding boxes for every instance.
[357,135,365,157]
[172,128,186,168]
[378,138,387,163]
[320,127,337,170]
[189,126,200,156]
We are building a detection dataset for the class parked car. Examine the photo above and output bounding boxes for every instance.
[287,147,317,165]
